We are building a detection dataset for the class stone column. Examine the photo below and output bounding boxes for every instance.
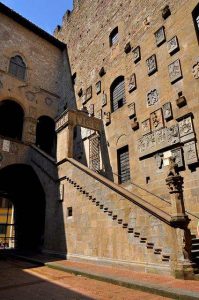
[166,157,194,279]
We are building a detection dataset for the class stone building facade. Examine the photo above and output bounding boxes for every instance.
[0,0,199,278]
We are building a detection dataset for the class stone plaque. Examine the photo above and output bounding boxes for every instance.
[178,116,193,138]
[155,128,167,147]
[184,141,198,165]
[167,36,179,55]
[132,46,141,63]
[142,119,151,135]
[2,140,10,152]
[96,81,101,94]
[102,92,107,107]
[96,109,103,119]
[150,108,164,131]
[167,125,180,145]
[128,73,136,92]
[146,54,157,75]
[89,104,94,116]
[162,102,172,121]
[171,148,184,168]
[192,60,199,79]
[154,26,166,46]
[104,112,111,126]
[128,102,136,119]
[168,59,182,83]
[86,86,92,101]
[147,89,159,106]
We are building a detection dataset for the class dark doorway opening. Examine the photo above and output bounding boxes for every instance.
[0,100,24,140]
[36,116,56,156]
[0,164,45,252]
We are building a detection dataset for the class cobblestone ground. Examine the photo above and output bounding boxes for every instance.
[0,258,171,300]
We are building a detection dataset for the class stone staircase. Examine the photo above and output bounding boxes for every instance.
[64,174,171,264]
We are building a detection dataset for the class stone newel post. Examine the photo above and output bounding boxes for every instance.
[166,157,194,279]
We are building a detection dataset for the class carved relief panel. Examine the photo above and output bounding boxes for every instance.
[146,54,157,75]
[162,102,172,121]
[141,119,151,135]
[86,86,92,101]
[192,60,199,79]
[128,102,136,119]
[167,36,179,55]
[147,89,159,106]
[171,148,184,168]
[150,108,164,131]
[154,26,166,46]
[184,141,198,165]
[178,116,194,138]
[96,81,101,94]
[132,46,141,63]
[128,73,136,92]
[167,125,180,145]
[168,59,182,83]
[102,92,107,107]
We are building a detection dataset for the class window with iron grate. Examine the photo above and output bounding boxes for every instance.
[109,27,119,47]
[117,145,130,184]
[110,76,126,112]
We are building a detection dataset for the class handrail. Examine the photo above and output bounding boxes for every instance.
[60,157,172,225]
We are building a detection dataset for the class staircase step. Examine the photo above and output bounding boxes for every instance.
[100,205,104,209]
[108,211,112,216]
[112,215,117,220]
[154,248,162,254]
[122,223,128,228]
[92,198,96,203]
[89,196,93,200]
[104,208,108,212]
[140,238,147,243]
[96,201,100,206]
[162,255,170,262]
[128,228,134,233]
[147,242,154,249]
[134,232,140,237]
[118,219,123,224]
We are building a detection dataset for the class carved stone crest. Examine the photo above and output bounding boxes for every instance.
[168,59,182,83]
[132,46,141,63]
[89,104,94,116]
[151,109,164,131]
[167,36,179,55]
[171,148,184,168]
[167,125,180,145]
[45,97,53,106]
[146,54,157,75]
[128,102,136,119]
[162,102,173,121]
[104,112,111,125]
[128,73,136,92]
[178,116,193,138]
[154,26,166,46]
[96,81,101,94]
[96,109,102,119]
[192,60,199,79]
[184,141,198,165]
[156,128,167,145]
[141,119,151,135]
[86,86,92,101]
[147,89,159,106]
[102,92,107,107]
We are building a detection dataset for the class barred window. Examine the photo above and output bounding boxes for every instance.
[109,27,119,47]
[110,76,126,112]
[117,145,130,184]
[9,55,26,80]
[192,3,199,43]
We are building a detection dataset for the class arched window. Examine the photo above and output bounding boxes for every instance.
[0,100,24,140]
[36,116,56,156]
[109,27,119,47]
[9,55,26,80]
[192,3,199,43]
[110,76,126,112]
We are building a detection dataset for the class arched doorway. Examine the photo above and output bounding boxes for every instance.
[0,100,24,140]
[0,164,45,252]
[36,116,56,156]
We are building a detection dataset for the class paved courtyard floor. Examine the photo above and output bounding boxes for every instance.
[0,257,170,300]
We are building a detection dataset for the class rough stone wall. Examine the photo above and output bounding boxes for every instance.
[56,0,199,233]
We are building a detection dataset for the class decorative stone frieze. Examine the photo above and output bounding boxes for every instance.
[132,46,141,63]
[167,36,179,55]
[147,89,159,106]
[96,81,101,94]
[141,119,151,135]
[184,141,198,165]
[154,26,166,46]
[138,125,180,157]
[128,73,136,92]
[150,108,164,131]
[168,59,182,83]
[128,102,136,119]
[162,102,173,121]
[146,54,157,75]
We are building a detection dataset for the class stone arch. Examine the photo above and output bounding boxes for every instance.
[0,99,24,140]
[0,164,46,251]
[116,134,127,148]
